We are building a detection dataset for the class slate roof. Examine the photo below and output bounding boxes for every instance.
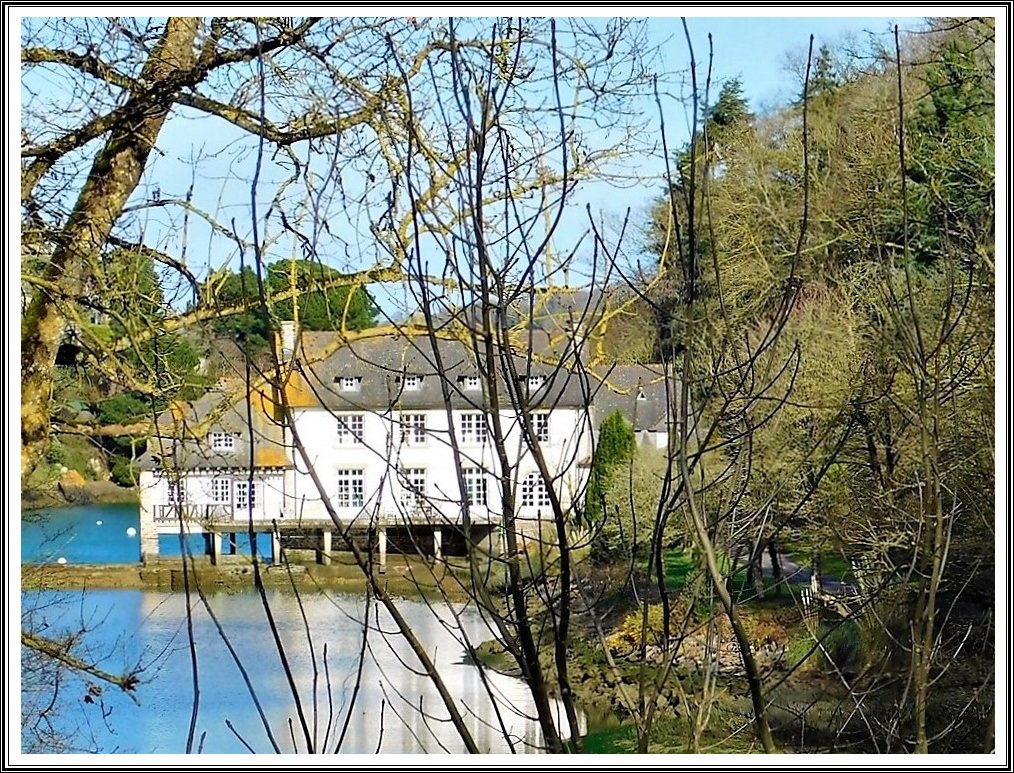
[139,384,290,471]
[142,329,676,470]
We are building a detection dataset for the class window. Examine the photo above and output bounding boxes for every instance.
[168,480,185,506]
[235,481,258,511]
[403,374,422,391]
[336,413,364,445]
[336,469,364,508]
[637,388,647,401]
[462,375,481,391]
[533,413,550,443]
[463,468,487,507]
[521,473,551,509]
[400,468,427,510]
[339,376,361,392]
[400,413,426,446]
[210,432,235,452]
[211,478,231,504]
[459,412,488,444]
[527,375,545,391]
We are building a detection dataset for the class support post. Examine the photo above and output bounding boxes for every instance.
[271,528,281,566]
[379,525,387,575]
[228,533,237,555]
[210,531,222,566]
[137,470,160,563]
[433,528,442,562]
[318,529,332,565]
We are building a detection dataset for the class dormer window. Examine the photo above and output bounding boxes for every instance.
[527,375,544,391]
[210,432,235,452]
[339,376,361,392]
[462,375,481,391]
[637,388,647,401]
[403,375,422,391]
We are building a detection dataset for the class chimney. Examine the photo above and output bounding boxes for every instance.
[279,320,298,361]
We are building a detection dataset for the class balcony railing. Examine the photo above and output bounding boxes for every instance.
[153,504,234,523]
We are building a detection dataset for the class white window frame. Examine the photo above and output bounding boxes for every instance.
[400,468,427,510]
[336,413,364,445]
[336,469,365,508]
[459,412,488,444]
[234,480,258,512]
[521,473,551,509]
[340,376,361,392]
[533,412,550,443]
[463,468,487,507]
[462,375,481,391]
[210,432,235,452]
[211,477,231,504]
[167,479,185,506]
[403,374,422,391]
[400,413,427,446]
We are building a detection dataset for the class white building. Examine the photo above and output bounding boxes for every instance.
[137,326,670,562]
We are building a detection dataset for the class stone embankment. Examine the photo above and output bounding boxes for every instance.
[21,555,475,601]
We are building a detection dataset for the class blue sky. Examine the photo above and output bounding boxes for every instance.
[545,14,926,283]
[678,15,918,111]
[14,12,936,308]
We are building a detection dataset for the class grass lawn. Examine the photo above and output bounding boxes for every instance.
[664,550,697,590]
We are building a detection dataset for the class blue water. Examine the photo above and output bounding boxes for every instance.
[20,507,577,754]
[21,589,564,754]
[21,504,270,564]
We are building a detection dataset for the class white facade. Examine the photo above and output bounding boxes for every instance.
[135,329,667,562]
[289,405,594,527]
[138,404,596,560]
[138,468,286,556]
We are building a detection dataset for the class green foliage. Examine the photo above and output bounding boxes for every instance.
[109,456,138,486]
[210,259,380,352]
[631,24,993,753]
[800,43,843,104]
[707,78,752,136]
[664,550,698,591]
[211,266,272,351]
[584,410,636,528]
[592,450,670,564]
[605,602,682,654]
[118,333,205,405]
[44,441,66,467]
[96,393,150,425]
[903,24,995,265]
[820,620,865,673]
[41,437,99,481]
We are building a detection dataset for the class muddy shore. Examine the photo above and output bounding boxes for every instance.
[21,554,477,601]
[22,480,138,511]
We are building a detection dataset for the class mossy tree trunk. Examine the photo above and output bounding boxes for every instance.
[20,18,199,485]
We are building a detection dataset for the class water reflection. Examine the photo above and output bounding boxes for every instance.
[24,589,581,754]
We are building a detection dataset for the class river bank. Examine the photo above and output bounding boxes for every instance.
[21,553,481,601]
[22,479,138,511]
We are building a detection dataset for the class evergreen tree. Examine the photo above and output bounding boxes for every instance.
[584,410,636,525]
[799,43,841,103]
[706,78,752,137]
[211,260,380,352]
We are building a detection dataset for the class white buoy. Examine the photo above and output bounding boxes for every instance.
[126,527,137,537]
[56,557,67,565]
[96,520,103,526]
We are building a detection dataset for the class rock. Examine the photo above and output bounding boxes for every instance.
[60,468,87,486]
